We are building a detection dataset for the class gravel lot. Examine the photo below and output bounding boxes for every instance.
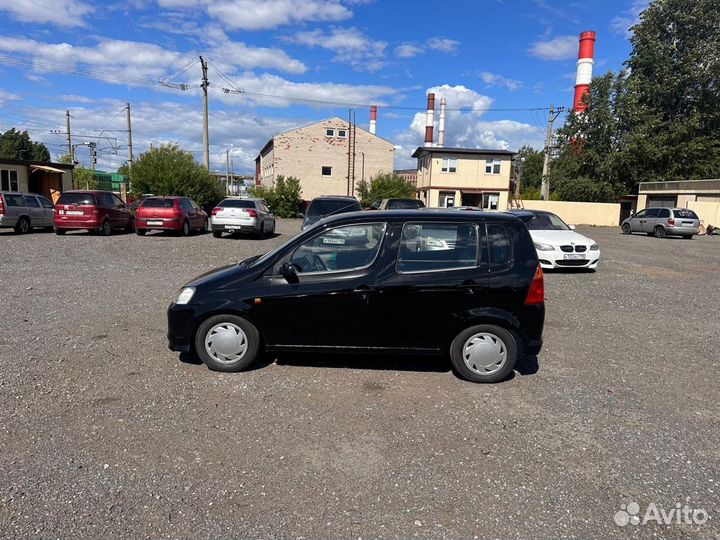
[1,221,718,539]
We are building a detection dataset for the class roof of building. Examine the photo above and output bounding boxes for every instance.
[0,158,74,169]
[256,116,395,159]
[411,147,516,158]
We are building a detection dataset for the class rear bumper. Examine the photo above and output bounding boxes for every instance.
[54,217,102,230]
[665,226,698,236]
[210,218,261,233]
[0,216,18,227]
[136,218,181,231]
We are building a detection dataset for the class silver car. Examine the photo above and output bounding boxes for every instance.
[621,207,700,239]
[0,192,55,234]
[210,197,276,238]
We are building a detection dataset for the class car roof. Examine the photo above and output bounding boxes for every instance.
[311,195,358,201]
[315,208,523,228]
[62,190,112,194]
[222,196,263,201]
[644,207,691,211]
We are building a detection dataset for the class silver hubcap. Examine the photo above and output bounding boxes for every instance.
[205,322,248,364]
[20,220,28,232]
[462,332,507,376]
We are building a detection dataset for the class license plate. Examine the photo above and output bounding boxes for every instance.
[682,222,694,226]
[323,237,345,245]
[563,254,585,260]
[147,220,163,226]
[66,210,82,215]
[226,226,241,230]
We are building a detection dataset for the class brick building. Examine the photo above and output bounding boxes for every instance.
[255,117,395,201]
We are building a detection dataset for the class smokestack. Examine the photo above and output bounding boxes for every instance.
[424,92,435,147]
[573,31,596,112]
[437,97,446,147]
[369,105,377,135]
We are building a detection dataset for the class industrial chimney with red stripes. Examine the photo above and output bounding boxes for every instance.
[573,31,596,113]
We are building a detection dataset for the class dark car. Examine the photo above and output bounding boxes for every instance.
[301,195,361,230]
[167,210,545,383]
[367,198,426,210]
[135,196,208,236]
[54,190,133,236]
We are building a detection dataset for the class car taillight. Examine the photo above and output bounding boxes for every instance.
[246,209,258,217]
[525,264,544,305]
[667,217,675,226]
[211,207,221,216]
[0,198,4,216]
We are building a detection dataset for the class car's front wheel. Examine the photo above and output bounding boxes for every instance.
[621,223,631,235]
[195,315,261,372]
[450,325,517,383]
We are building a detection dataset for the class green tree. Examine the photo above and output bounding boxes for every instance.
[248,175,303,218]
[129,144,224,209]
[0,128,51,161]
[58,154,97,189]
[515,146,544,192]
[355,172,415,207]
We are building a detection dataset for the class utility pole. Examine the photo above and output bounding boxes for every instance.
[200,56,210,169]
[540,104,563,200]
[66,110,73,162]
[126,103,133,165]
[226,149,230,195]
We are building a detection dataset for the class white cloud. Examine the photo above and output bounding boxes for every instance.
[0,0,92,27]
[284,27,387,71]
[611,0,649,38]
[158,0,352,30]
[392,84,543,168]
[394,43,423,58]
[427,37,460,53]
[528,35,577,60]
[0,88,21,106]
[480,72,522,91]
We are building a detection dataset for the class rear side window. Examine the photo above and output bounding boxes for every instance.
[142,198,175,208]
[25,196,40,208]
[219,199,255,209]
[58,193,96,205]
[3,194,25,207]
[674,209,698,219]
[38,196,54,209]
[397,222,479,273]
[487,224,513,267]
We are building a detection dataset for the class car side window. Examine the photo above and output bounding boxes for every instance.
[291,223,386,274]
[658,208,670,218]
[397,222,479,273]
[487,224,513,267]
[645,208,660,218]
[25,196,40,208]
[38,196,54,209]
[190,199,201,210]
[111,194,125,208]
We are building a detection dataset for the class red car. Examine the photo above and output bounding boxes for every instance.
[54,190,133,235]
[135,196,208,236]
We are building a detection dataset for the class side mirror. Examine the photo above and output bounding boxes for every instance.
[280,262,299,284]
[296,212,305,219]
[569,224,576,230]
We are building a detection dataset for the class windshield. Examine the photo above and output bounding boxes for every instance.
[219,199,256,208]
[57,193,96,205]
[142,198,175,208]
[307,199,360,216]
[525,213,570,231]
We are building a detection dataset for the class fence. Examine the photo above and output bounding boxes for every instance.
[520,200,621,227]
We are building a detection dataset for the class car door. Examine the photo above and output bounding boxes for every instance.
[24,195,44,226]
[37,195,55,226]
[642,208,660,233]
[629,209,645,232]
[375,221,487,352]
[110,193,130,228]
[189,199,205,228]
[259,201,273,230]
[256,222,388,349]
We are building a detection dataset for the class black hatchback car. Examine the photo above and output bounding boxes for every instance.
[167,210,545,383]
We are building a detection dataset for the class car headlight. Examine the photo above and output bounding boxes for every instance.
[590,243,599,251]
[534,242,555,251]
[175,287,195,305]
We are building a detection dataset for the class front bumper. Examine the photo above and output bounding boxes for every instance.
[167,303,198,353]
[537,249,601,270]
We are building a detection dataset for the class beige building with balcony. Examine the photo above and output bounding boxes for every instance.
[255,117,395,202]
[411,147,515,209]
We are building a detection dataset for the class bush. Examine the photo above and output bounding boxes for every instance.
[355,172,415,207]
[128,144,225,209]
[249,175,303,218]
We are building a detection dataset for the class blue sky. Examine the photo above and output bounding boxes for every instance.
[0,0,647,173]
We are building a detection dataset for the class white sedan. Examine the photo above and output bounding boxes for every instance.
[514,210,600,271]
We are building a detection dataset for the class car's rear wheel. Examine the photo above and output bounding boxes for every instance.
[136,228,146,236]
[98,220,111,236]
[195,314,260,372]
[621,223,631,235]
[258,223,265,239]
[14,217,31,234]
[212,230,222,238]
[450,324,517,383]
[654,225,666,239]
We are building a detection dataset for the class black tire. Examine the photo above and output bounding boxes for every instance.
[136,228,146,236]
[54,228,66,235]
[271,220,276,235]
[258,223,265,239]
[621,223,631,235]
[180,220,190,237]
[212,230,222,238]
[125,218,135,233]
[98,220,111,236]
[14,217,30,234]
[654,225,666,239]
[194,314,261,372]
[450,324,517,383]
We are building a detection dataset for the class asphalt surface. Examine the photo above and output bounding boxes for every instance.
[1,221,718,539]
